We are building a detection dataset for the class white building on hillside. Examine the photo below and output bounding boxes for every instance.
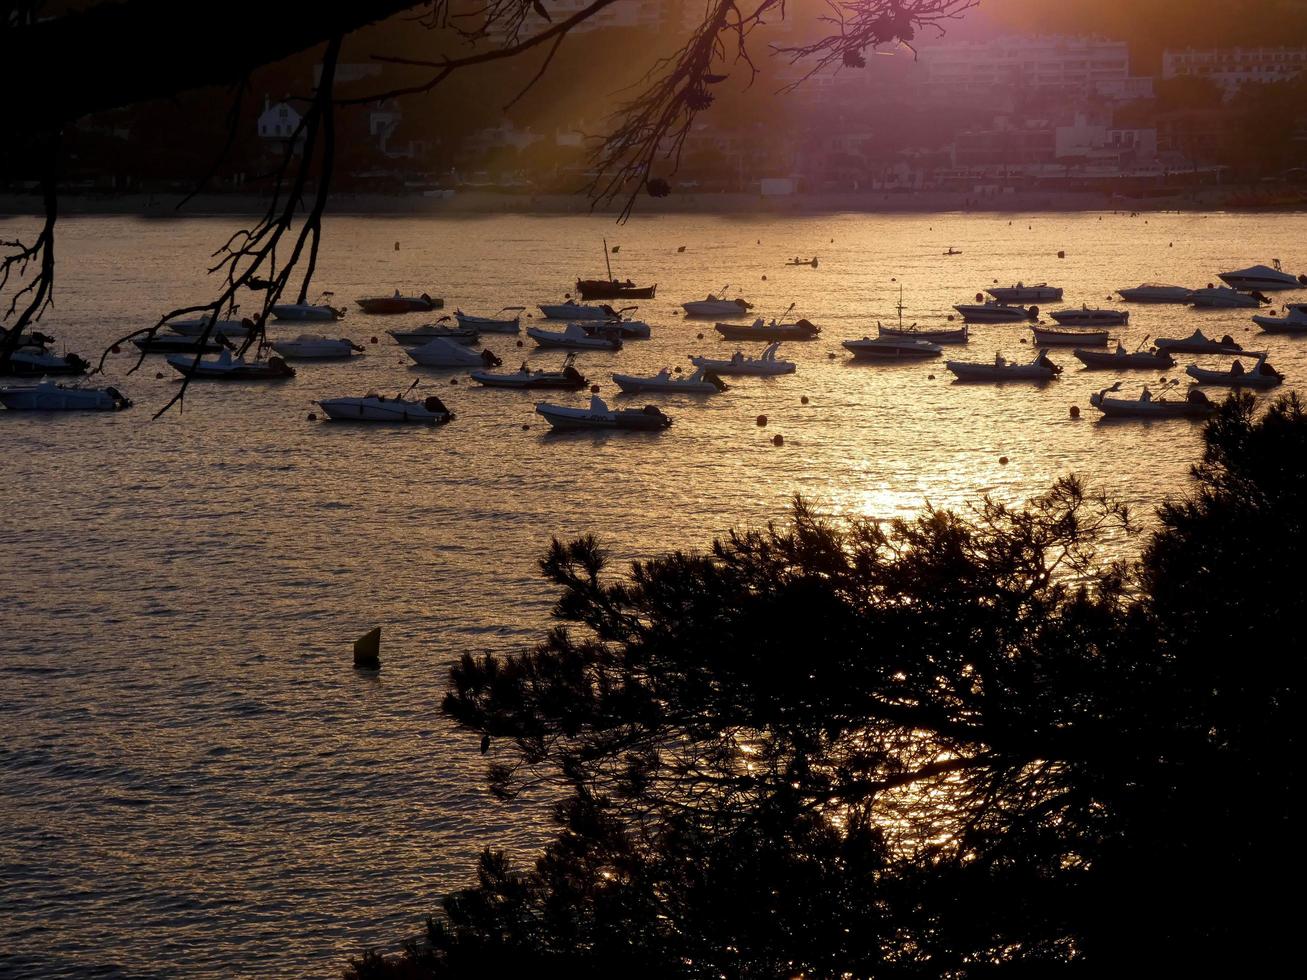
[1162,47,1307,96]
[919,36,1151,102]
[257,98,302,140]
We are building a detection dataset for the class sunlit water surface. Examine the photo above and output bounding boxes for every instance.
[2,211,1304,977]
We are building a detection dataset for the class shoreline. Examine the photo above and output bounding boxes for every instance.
[3,188,1303,218]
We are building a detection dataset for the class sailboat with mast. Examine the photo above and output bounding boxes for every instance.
[575,238,657,300]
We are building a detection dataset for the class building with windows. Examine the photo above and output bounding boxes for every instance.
[1162,47,1307,96]
[919,36,1151,102]
[257,98,302,140]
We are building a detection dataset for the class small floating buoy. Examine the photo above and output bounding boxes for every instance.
[516,340,523,347]
[371,336,378,344]
[761,275,767,281]
[928,374,935,380]
[891,277,896,282]
[800,395,809,405]
[756,414,767,427]
[591,384,601,394]
[394,241,400,251]
[480,734,491,754]
[1069,405,1080,418]
[1057,250,1065,259]
[450,378,458,385]
[697,333,704,340]
[772,434,784,446]
[677,245,686,252]
[353,627,381,670]
[155,371,164,379]
[827,352,836,359]
[674,366,683,373]
[522,423,530,430]
[999,456,1009,466]
[111,344,121,354]
[307,412,317,421]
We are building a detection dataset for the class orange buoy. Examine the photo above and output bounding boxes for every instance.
[591,384,601,394]
[772,434,784,446]
[999,456,1009,465]
[1069,405,1080,418]
[756,414,767,427]
[800,395,809,405]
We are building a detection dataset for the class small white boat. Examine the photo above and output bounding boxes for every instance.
[166,349,295,379]
[317,387,451,424]
[133,334,228,354]
[1074,344,1174,370]
[842,337,942,361]
[1185,353,1283,388]
[953,301,1038,324]
[1189,286,1266,309]
[454,308,523,333]
[878,323,969,344]
[1089,383,1217,419]
[2,345,91,377]
[388,323,479,346]
[471,357,588,390]
[535,394,672,431]
[1218,260,1305,292]
[1048,307,1129,328]
[611,367,727,394]
[0,379,131,411]
[1117,283,1193,304]
[528,323,622,351]
[946,349,1062,382]
[355,291,443,315]
[681,290,755,318]
[271,300,346,321]
[1031,325,1110,347]
[690,341,796,376]
[537,301,620,321]
[1252,304,1307,333]
[167,317,252,338]
[1155,330,1243,355]
[585,319,651,340]
[271,335,363,359]
[987,283,1063,302]
[406,337,502,368]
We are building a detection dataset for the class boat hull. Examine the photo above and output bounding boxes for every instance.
[842,340,941,361]
[469,371,586,389]
[947,362,1058,382]
[317,398,450,423]
[355,297,443,315]
[535,405,672,431]
[715,324,819,341]
[0,384,130,411]
[389,329,479,346]
[988,286,1062,302]
[271,304,343,321]
[538,304,614,320]
[1048,312,1128,328]
[682,301,753,318]
[1117,287,1192,304]
[1074,349,1174,370]
[878,325,968,344]
[1185,366,1282,388]
[1090,396,1215,419]
[953,305,1033,324]
[1031,328,1110,347]
[611,374,722,394]
[1252,316,1307,333]
[575,280,656,300]
[454,314,520,333]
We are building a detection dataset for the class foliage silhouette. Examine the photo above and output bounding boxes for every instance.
[348,395,1304,977]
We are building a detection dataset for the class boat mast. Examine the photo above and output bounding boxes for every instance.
[603,238,614,282]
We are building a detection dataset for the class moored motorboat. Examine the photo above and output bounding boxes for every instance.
[1189,286,1266,309]
[714,317,820,341]
[878,322,969,344]
[166,349,295,379]
[1117,283,1193,304]
[946,349,1062,382]
[454,308,523,333]
[1089,383,1216,419]
[271,300,346,321]
[1252,303,1307,333]
[611,366,727,394]
[1185,353,1283,388]
[2,345,91,377]
[1031,325,1110,347]
[388,323,479,346]
[317,386,451,423]
[1048,306,1129,327]
[167,317,252,338]
[471,356,588,390]
[535,394,672,431]
[133,333,229,354]
[575,279,657,300]
[0,380,131,411]
[842,337,942,361]
[785,257,818,267]
[1218,260,1305,292]
[355,291,443,314]
[1073,344,1175,370]
[270,334,364,359]
[538,301,621,321]
[1154,330,1243,355]
[584,319,651,340]
[953,301,1037,324]
[682,290,754,318]
[406,337,502,368]
[690,341,795,376]
[987,282,1063,302]
[528,323,622,351]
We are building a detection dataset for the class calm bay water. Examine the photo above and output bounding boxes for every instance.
[1,210,1304,977]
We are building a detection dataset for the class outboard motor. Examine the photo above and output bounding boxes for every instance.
[1027,305,1040,320]
[424,395,449,414]
[481,349,503,367]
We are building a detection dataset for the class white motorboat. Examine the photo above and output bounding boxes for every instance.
[689,341,796,376]
[1089,383,1217,419]
[946,349,1062,382]
[2,344,91,377]
[166,348,295,379]
[953,301,1038,324]
[1048,307,1129,328]
[1218,260,1305,292]
[842,337,942,361]
[1189,286,1266,309]
[878,323,969,344]
[271,301,346,321]
[681,290,755,318]
[1155,330,1244,355]
[0,380,131,411]
[537,301,620,321]
[715,317,820,341]
[611,367,727,394]
[317,387,452,424]
[1073,344,1175,370]
[1031,325,1110,347]
[471,356,588,390]
[355,291,443,315]
[528,323,622,351]
[406,337,502,368]
[133,333,228,354]
[1117,284,1193,304]
[1252,303,1307,333]
[167,317,252,338]
[585,319,651,340]
[271,335,364,359]
[987,283,1063,302]
[388,324,479,346]
[1185,353,1283,388]
[454,307,523,333]
[535,394,672,431]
